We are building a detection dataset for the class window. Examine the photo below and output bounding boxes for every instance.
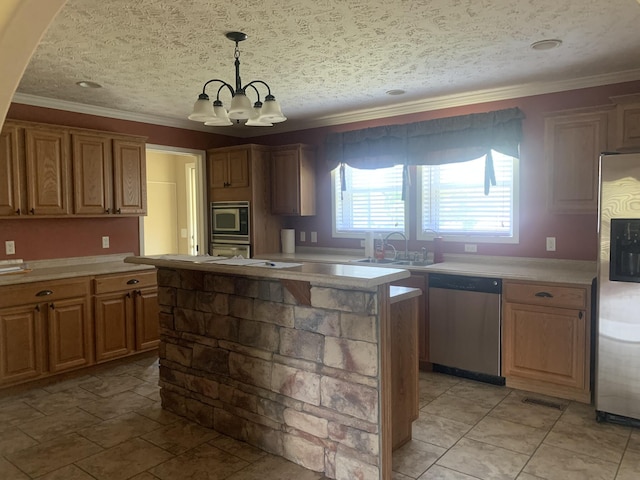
[418,151,519,243]
[332,164,405,237]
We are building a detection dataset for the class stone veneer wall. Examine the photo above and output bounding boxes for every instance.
[156,267,384,479]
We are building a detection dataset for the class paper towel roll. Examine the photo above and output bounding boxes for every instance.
[364,232,374,258]
[281,229,295,254]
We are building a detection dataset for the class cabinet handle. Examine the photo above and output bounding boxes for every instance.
[15,208,20,214]
[126,279,140,285]
[36,289,53,297]
[50,303,55,310]
[105,208,110,214]
[579,311,583,319]
[126,292,131,298]
[116,208,122,214]
[534,291,553,298]
[30,208,35,214]
[35,305,40,312]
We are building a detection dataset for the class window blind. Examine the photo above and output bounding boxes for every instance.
[421,152,515,236]
[334,164,405,233]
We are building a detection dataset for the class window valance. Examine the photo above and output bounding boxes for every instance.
[326,107,524,169]
[325,107,524,195]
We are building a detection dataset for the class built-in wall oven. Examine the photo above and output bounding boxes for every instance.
[210,201,250,257]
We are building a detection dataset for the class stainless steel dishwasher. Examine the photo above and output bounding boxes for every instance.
[428,273,503,382]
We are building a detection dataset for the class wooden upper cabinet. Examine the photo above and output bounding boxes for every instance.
[545,107,612,214]
[24,126,71,215]
[612,95,640,151]
[209,149,250,189]
[0,124,23,216]
[72,133,113,215]
[0,120,147,218]
[271,144,316,216]
[113,138,147,215]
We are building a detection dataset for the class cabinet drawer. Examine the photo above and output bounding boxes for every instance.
[94,271,156,294]
[504,281,586,309]
[0,278,90,309]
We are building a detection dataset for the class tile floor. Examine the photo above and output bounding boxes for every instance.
[0,356,638,480]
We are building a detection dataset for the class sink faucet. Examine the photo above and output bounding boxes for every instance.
[384,231,408,260]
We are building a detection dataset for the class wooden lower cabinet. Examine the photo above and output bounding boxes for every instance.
[502,280,591,403]
[392,273,429,367]
[0,278,93,386]
[94,271,158,363]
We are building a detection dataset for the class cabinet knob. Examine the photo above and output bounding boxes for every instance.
[126,292,131,298]
[15,208,20,215]
[116,208,122,214]
[30,208,35,214]
[579,311,583,319]
[105,208,110,214]
[49,303,55,310]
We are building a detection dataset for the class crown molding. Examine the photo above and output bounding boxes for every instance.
[12,68,640,137]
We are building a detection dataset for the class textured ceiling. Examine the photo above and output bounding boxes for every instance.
[13,0,640,136]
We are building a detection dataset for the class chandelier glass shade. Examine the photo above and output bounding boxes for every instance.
[188,32,286,127]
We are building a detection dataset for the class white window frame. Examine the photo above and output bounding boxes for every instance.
[330,165,408,239]
[416,154,520,244]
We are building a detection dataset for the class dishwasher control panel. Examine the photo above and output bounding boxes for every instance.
[428,273,502,294]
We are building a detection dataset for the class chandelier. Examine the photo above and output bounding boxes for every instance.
[188,32,286,127]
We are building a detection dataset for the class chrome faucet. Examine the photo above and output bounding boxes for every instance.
[384,231,408,260]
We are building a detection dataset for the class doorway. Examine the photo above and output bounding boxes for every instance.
[141,145,207,256]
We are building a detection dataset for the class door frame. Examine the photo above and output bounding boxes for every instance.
[140,144,207,256]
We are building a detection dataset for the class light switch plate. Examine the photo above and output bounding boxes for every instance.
[310,231,318,243]
[102,236,110,248]
[464,244,477,253]
[300,231,306,242]
[5,240,15,255]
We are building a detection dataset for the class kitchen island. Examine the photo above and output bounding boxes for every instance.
[124,255,413,480]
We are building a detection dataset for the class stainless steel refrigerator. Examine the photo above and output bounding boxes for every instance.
[596,152,640,424]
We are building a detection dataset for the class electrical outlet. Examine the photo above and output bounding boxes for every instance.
[546,236,556,251]
[310,231,317,243]
[5,240,15,255]
[464,244,477,253]
[180,228,188,238]
[300,231,306,242]
[102,236,110,249]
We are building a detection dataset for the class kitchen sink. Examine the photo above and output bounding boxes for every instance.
[353,258,398,264]
[353,258,432,267]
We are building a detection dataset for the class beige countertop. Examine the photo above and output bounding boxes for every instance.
[124,255,410,289]
[0,253,154,287]
[257,250,597,286]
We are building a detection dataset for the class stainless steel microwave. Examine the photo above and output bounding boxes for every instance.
[210,201,250,244]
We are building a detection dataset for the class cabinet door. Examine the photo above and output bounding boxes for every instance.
[502,302,586,390]
[94,292,134,362]
[227,150,250,188]
[271,146,316,216]
[271,149,300,215]
[72,133,113,215]
[134,287,160,351]
[392,274,429,364]
[0,304,44,385]
[113,139,146,214]
[209,153,228,189]
[47,296,93,372]
[0,124,23,216]
[24,126,71,215]
[545,110,610,214]
[616,102,640,151]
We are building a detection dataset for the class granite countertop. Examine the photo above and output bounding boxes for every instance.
[124,255,410,289]
[257,250,597,286]
[0,253,154,287]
